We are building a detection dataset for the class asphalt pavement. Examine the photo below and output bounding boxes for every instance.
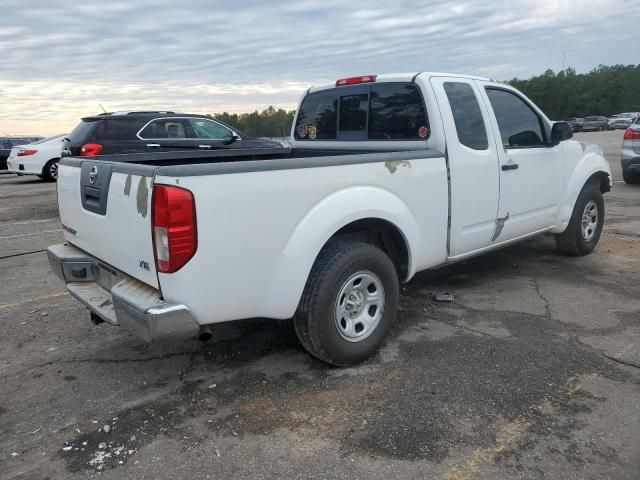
[1,130,639,479]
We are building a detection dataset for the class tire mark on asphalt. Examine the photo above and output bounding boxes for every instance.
[0,248,48,260]
[0,291,67,310]
[0,229,61,240]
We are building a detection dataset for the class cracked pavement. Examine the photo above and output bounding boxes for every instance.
[1,130,639,479]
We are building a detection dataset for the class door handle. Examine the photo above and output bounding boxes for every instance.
[501,163,519,171]
[198,145,212,149]
[146,143,160,148]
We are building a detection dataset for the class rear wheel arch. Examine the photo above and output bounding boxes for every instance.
[327,217,411,281]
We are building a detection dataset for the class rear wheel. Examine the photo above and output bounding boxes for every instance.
[42,159,59,181]
[555,182,604,256]
[294,240,399,366]
[623,169,640,185]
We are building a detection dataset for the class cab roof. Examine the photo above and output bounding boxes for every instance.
[307,72,493,94]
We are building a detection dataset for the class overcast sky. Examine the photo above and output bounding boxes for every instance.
[2,0,639,135]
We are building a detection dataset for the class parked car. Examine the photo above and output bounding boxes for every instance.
[62,111,287,157]
[582,116,610,131]
[621,116,640,184]
[566,118,584,132]
[0,136,43,169]
[48,72,611,366]
[610,113,640,130]
[6,134,66,181]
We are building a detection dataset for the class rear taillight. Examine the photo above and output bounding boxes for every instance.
[623,128,640,140]
[335,75,377,87]
[152,185,197,273]
[17,149,38,156]
[80,143,103,156]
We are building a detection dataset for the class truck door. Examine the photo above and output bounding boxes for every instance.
[476,82,565,242]
[430,77,500,257]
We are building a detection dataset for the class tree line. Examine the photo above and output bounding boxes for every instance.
[214,64,640,136]
[214,106,295,138]
[508,64,640,119]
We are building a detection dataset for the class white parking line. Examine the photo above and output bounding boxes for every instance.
[0,229,62,240]
[0,218,59,226]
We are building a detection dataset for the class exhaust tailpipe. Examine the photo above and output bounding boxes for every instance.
[198,325,212,342]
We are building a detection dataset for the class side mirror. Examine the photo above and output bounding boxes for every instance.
[222,133,239,145]
[551,122,573,144]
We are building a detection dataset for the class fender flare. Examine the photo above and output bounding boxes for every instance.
[551,146,611,234]
[263,186,422,318]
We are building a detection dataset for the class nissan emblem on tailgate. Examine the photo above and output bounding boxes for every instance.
[89,165,98,184]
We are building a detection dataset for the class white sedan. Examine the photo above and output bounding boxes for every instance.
[7,134,66,181]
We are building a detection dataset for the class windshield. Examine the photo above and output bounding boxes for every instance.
[584,116,599,121]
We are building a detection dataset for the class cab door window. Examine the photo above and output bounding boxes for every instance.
[189,118,233,139]
[486,88,545,148]
[139,118,194,139]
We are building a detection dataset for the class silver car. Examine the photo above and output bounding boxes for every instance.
[621,116,640,184]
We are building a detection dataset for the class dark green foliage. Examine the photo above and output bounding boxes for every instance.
[508,64,640,119]
[214,106,295,138]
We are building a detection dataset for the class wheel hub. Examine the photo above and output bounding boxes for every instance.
[581,200,598,242]
[335,271,385,343]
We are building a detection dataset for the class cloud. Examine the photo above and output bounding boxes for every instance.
[1,0,639,134]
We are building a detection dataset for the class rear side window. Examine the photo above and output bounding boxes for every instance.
[295,91,338,140]
[93,119,139,141]
[295,82,428,141]
[139,118,194,139]
[486,88,545,147]
[443,82,488,150]
[68,121,97,143]
[369,84,428,140]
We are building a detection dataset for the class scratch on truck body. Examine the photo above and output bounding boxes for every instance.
[491,213,509,242]
[136,177,149,217]
[385,160,411,174]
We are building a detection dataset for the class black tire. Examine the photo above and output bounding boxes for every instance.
[623,169,640,185]
[42,159,59,181]
[555,182,604,256]
[294,240,399,366]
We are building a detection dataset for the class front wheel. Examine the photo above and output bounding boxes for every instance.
[294,240,399,366]
[42,159,59,181]
[555,183,604,256]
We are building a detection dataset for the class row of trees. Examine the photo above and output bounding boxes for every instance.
[508,64,640,119]
[214,64,640,136]
[215,106,294,138]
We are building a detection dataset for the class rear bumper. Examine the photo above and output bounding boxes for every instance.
[48,243,199,342]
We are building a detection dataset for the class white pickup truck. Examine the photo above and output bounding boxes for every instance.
[48,72,611,366]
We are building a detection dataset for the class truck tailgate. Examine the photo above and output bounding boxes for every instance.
[57,160,159,289]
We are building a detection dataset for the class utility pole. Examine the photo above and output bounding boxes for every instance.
[562,51,566,72]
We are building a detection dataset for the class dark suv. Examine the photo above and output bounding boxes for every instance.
[62,111,286,157]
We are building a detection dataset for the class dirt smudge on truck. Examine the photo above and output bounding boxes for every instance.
[124,174,132,196]
[385,160,411,174]
[136,176,149,217]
